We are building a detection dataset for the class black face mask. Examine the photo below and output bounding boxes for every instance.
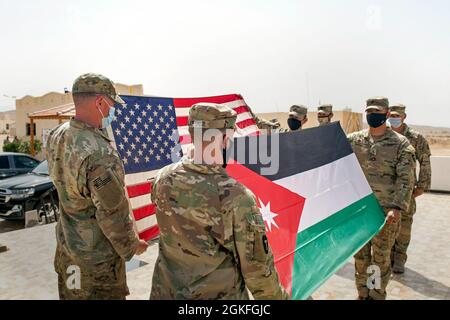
[287,118,302,131]
[366,113,387,128]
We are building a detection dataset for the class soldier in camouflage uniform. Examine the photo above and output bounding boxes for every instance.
[348,97,416,300]
[46,73,149,300]
[317,104,333,126]
[277,105,309,133]
[150,103,289,300]
[388,104,432,273]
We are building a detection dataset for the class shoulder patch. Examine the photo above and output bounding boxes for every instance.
[93,174,113,190]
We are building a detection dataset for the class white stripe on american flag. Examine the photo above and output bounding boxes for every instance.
[130,194,151,210]
[124,169,160,186]
[136,215,157,233]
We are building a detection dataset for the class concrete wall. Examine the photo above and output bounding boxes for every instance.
[430,157,450,192]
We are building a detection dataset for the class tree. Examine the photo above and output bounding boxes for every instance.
[3,139,42,155]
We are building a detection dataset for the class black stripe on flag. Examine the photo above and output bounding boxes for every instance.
[230,122,353,181]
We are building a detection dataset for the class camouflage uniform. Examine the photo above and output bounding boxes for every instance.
[389,105,432,270]
[277,105,308,133]
[347,97,416,300]
[46,74,140,300]
[317,104,333,126]
[150,103,289,300]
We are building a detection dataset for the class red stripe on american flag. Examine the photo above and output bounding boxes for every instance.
[127,182,152,198]
[232,105,250,114]
[236,118,257,129]
[139,225,160,241]
[173,94,242,108]
[133,204,156,221]
[176,116,188,127]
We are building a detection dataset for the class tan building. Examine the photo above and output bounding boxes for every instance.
[256,108,362,134]
[15,83,144,160]
[15,83,144,141]
[0,110,16,135]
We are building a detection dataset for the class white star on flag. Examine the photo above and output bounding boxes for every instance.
[258,199,279,232]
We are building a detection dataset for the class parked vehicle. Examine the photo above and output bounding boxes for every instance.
[0,160,59,224]
[0,152,41,180]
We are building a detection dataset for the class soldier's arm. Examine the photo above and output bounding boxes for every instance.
[83,155,140,261]
[392,143,416,211]
[416,135,432,191]
[231,190,289,300]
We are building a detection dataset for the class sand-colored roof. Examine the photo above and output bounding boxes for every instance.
[28,103,75,119]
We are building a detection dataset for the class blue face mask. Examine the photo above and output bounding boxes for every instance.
[388,117,402,129]
[366,113,387,128]
[98,106,115,129]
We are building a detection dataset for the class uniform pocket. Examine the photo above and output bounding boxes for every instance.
[246,214,269,262]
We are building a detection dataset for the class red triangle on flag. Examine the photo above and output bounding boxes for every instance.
[227,161,305,296]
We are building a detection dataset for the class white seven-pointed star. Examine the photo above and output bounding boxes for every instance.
[258,199,279,232]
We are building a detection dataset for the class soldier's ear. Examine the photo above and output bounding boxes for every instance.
[403,114,407,121]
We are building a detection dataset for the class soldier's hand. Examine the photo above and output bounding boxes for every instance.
[135,239,149,255]
[413,188,424,198]
[386,209,400,224]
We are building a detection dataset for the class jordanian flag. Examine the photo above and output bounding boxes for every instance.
[226,122,385,300]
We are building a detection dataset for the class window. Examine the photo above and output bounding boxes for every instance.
[6,124,9,130]
[0,156,9,169]
[26,123,37,136]
[13,156,39,169]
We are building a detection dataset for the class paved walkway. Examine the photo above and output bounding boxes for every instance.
[0,193,449,300]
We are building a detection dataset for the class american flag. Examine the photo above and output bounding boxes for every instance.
[108,94,260,241]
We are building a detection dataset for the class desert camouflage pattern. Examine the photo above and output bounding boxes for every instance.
[392,124,432,267]
[389,104,406,116]
[150,156,289,300]
[354,208,401,300]
[348,128,416,212]
[72,73,125,104]
[318,104,333,126]
[46,119,139,299]
[366,97,389,111]
[255,116,281,130]
[399,124,432,191]
[348,127,416,300]
[318,104,333,114]
[189,103,237,129]
[289,105,308,119]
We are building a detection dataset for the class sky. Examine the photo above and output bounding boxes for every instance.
[0,0,449,127]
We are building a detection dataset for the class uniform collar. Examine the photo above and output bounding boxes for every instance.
[399,123,410,135]
[181,155,227,175]
[364,127,395,142]
[70,118,112,142]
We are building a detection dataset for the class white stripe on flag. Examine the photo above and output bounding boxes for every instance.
[274,154,373,233]
[125,169,161,186]
[235,124,259,137]
[174,108,190,118]
[236,112,254,124]
[220,99,246,109]
[136,214,157,232]
[130,194,152,210]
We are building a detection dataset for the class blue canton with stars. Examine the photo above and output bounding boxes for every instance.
[111,95,182,174]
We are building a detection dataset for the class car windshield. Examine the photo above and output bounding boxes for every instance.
[32,161,48,175]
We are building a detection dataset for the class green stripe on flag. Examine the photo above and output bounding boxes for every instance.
[291,193,385,300]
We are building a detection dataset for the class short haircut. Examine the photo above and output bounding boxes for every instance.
[72,92,99,106]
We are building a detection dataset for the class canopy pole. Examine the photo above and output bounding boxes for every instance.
[30,118,35,156]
